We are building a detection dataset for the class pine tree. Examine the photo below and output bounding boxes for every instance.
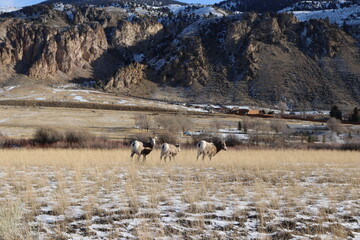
[330,105,342,120]
[238,121,242,131]
[350,107,359,123]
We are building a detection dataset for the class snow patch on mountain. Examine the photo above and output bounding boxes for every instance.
[292,5,360,25]
[0,7,20,14]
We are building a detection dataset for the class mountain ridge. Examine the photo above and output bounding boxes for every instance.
[0,1,359,108]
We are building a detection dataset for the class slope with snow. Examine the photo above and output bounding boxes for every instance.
[0,7,20,14]
[292,5,360,26]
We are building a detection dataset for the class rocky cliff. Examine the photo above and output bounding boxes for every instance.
[0,2,359,108]
[0,17,107,80]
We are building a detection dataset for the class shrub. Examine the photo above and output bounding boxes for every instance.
[129,133,154,145]
[34,128,63,144]
[192,133,222,145]
[65,130,92,144]
[157,132,178,144]
[0,132,6,148]
[340,143,360,151]
[225,134,243,147]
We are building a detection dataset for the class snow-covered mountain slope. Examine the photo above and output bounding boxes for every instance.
[216,0,299,13]
[279,0,353,12]
[292,5,360,25]
[50,2,228,24]
[0,7,20,14]
[278,1,360,40]
[43,0,183,6]
[165,4,227,17]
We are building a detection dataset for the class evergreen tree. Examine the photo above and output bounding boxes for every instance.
[330,105,342,120]
[238,121,242,131]
[350,107,359,123]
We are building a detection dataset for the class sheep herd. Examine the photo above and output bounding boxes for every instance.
[130,137,227,162]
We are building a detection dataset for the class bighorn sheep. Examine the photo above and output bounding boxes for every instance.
[196,140,227,161]
[130,137,156,162]
[160,143,181,162]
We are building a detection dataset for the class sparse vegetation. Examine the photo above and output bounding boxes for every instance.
[0,149,358,239]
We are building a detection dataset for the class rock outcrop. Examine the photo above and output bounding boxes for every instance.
[0,19,107,79]
[110,18,163,51]
[105,62,147,89]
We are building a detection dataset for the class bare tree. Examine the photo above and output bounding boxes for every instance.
[152,115,162,129]
[177,114,194,133]
[242,116,254,134]
[134,114,151,132]
[326,117,343,135]
[212,119,223,132]
[248,121,271,146]
[326,117,343,142]
[154,115,184,133]
[279,101,288,115]
[270,120,286,134]
[269,121,290,147]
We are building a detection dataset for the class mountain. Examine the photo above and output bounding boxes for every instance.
[0,2,359,108]
[279,1,360,41]
[216,0,298,12]
[41,0,184,6]
[216,0,358,13]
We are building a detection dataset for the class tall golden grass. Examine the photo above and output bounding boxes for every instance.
[0,148,357,167]
[0,149,359,239]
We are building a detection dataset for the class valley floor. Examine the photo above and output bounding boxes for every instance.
[0,149,359,239]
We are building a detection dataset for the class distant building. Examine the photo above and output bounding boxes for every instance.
[248,110,260,115]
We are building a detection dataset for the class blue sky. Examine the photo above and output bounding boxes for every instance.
[0,0,43,7]
[0,0,223,7]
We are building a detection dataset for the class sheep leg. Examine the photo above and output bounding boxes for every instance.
[196,152,201,161]
[202,153,205,161]
[130,152,135,162]
[136,154,141,163]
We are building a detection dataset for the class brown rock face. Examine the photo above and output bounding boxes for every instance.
[0,19,107,79]
[110,18,163,50]
[105,63,147,89]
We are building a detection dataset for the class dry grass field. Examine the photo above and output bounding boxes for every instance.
[0,105,243,141]
[0,149,359,239]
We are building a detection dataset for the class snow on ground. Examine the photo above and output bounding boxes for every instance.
[292,5,360,25]
[133,53,145,63]
[0,157,359,239]
[53,3,65,11]
[179,17,222,37]
[192,7,227,17]
[73,96,88,102]
[166,4,187,14]
[0,7,20,14]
